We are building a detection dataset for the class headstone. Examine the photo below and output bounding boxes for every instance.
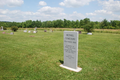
[34,27,37,31]
[60,31,82,72]
[44,30,47,32]
[87,33,92,35]
[24,30,27,32]
[10,32,13,35]
[33,31,37,33]
[28,31,31,33]
[1,26,3,31]
[50,29,53,32]
[78,31,81,34]
[74,29,76,31]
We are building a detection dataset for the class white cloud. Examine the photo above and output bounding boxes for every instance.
[86,9,120,21]
[68,11,85,20]
[99,0,120,12]
[38,6,64,15]
[85,0,120,21]
[59,0,94,7]
[86,9,113,17]
[95,10,113,15]
[86,13,96,16]
[39,1,47,6]
[0,0,24,7]
[0,7,86,22]
[0,9,9,14]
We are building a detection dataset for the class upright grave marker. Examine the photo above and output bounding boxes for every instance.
[60,31,82,72]
[33,27,37,33]
[1,26,3,31]
[34,27,37,31]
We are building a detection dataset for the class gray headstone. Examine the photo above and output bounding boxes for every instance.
[34,27,37,31]
[63,31,78,69]
[10,32,14,35]
[74,29,76,31]
[1,26,3,31]
[60,31,82,72]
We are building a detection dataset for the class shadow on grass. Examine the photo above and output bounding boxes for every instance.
[59,60,63,64]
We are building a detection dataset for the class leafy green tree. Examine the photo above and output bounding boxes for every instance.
[22,22,26,28]
[64,19,68,28]
[79,20,84,28]
[84,22,94,32]
[100,19,109,29]
[67,20,71,28]
[26,20,32,28]
[76,20,79,28]
[84,18,90,24]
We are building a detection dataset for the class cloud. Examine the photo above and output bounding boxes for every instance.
[59,0,94,7]
[39,1,47,6]
[69,11,85,20]
[38,6,64,15]
[86,13,96,16]
[0,0,24,7]
[86,9,120,21]
[99,0,120,12]
[0,6,86,22]
[85,0,120,21]
[86,9,113,17]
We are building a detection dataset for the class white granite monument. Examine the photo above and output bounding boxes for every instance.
[1,26,3,31]
[28,31,31,33]
[24,30,27,32]
[60,31,82,72]
[33,30,37,33]
[34,27,37,31]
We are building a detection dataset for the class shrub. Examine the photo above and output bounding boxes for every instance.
[3,27,7,30]
[84,22,94,32]
[11,26,18,32]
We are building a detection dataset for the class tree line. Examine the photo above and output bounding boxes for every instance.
[0,18,120,29]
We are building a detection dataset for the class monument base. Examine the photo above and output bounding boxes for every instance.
[60,64,82,72]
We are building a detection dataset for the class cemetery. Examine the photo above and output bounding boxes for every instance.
[0,28,120,80]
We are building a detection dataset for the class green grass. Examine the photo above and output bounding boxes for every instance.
[0,30,120,80]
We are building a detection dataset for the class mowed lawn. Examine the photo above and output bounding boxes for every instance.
[0,30,120,80]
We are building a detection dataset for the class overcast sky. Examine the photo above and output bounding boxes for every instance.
[0,0,120,22]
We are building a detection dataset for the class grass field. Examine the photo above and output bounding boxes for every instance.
[0,30,120,80]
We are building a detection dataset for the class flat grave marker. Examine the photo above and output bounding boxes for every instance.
[33,31,37,33]
[24,30,27,32]
[28,31,31,33]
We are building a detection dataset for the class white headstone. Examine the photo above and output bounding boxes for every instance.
[24,30,27,32]
[1,26,3,31]
[33,31,37,33]
[34,27,37,31]
[28,31,31,33]
[87,33,92,35]
[60,31,82,72]
[74,29,76,31]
